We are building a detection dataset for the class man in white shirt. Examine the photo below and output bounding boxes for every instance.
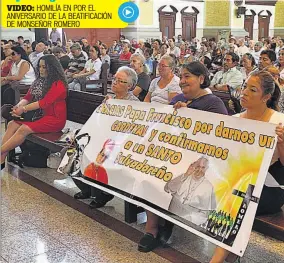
[248,40,255,53]
[251,41,263,64]
[168,38,181,58]
[29,42,45,68]
[135,39,145,55]
[229,37,239,54]
[210,52,243,93]
[165,157,216,225]
[238,38,249,58]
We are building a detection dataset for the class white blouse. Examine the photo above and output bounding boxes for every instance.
[148,75,182,104]
[11,59,35,85]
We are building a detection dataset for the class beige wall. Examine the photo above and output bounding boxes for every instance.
[274,0,284,28]
[205,0,230,27]
[138,0,153,26]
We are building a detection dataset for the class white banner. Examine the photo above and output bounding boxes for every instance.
[73,100,277,256]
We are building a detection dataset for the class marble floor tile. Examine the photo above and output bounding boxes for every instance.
[1,211,37,238]
[3,165,284,263]
[66,239,170,263]
[0,258,7,263]
[15,248,91,263]
[1,229,66,263]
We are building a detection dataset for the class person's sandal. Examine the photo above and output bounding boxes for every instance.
[138,233,160,253]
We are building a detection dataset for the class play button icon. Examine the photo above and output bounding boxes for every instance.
[118,2,139,23]
[124,7,133,18]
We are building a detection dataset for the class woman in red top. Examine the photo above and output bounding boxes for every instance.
[1,54,67,170]
[1,44,13,77]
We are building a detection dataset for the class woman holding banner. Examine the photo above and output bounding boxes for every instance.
[138,62,228,253]
[73,66,139,208]
[211,71,284,263]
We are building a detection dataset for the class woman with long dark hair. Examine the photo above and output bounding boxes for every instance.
[1,54,68,170]
[211,70,284,263]
[1,46,35,105]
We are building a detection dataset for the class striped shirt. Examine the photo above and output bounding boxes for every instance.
[66,52,86,74]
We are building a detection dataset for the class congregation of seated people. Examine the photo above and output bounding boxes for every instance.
[1,33,284,263]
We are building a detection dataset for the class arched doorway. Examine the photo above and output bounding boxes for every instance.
[181,7,199,41]
[244,10,256,39]
[158,5,178,39]
[258,10,271,39]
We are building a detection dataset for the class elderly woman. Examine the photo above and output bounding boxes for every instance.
[130,53,151,101]
[1,55,68,170]
[138,62,228,253]
[211,71,284,263]
[240,53,257,81]
[1,46,35,106]
[144,54,181,104]
[73,66,139,208]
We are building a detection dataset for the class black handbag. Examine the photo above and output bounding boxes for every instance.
[212,87,242,115]
[1,104,43,122]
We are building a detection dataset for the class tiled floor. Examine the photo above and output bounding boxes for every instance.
[1,162,284,263]
[1,171,169,263]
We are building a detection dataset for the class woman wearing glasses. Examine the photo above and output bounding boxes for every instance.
[144,54,181,104]
[1,46,35,106]
[73,66,139,208]
[211,71,284,263]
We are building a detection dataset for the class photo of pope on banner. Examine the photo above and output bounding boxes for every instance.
[67,99,278,257]
[165,156,217,226]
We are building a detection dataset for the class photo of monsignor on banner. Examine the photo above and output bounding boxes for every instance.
[59,99,276,256]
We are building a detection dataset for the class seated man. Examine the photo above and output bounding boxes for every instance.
[258,49,276,70]
[65,43,87,84]
[251,41,263,64]
[210,52,243,93]
[29,42,46,68]
[52,47,70,70]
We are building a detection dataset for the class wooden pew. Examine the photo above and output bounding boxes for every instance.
[253,207,284,241]
[8,89,140,224]
[81,63,109,95]
[110,59,130,76]
[23,90,105,151]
